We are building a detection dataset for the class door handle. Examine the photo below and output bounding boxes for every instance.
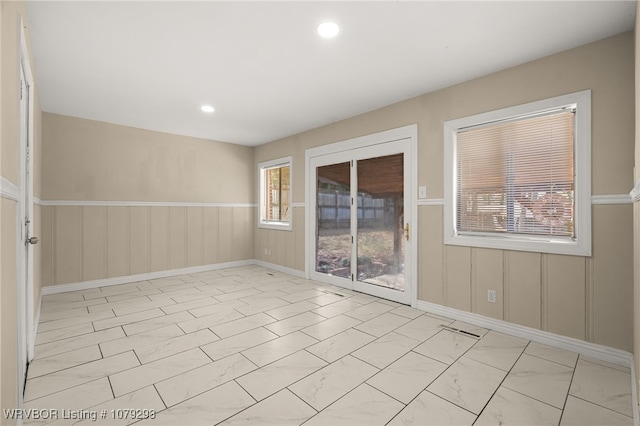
[27,236,39,245]
[404,223,409,241]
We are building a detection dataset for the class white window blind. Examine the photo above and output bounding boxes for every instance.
[456,109,575,238]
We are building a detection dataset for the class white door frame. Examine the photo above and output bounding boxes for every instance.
[17,20,36,404]
[305,125,418,306]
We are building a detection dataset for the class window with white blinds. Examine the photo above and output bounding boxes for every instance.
[456,109,575,237]
[444,91,591,256]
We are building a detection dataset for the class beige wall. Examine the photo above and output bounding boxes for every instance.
[1,0,43,422]
[255,207,306,272]
[41,114,256,286]
[40,205,254,286]
[43,113,254,203]
[255,32,635,352]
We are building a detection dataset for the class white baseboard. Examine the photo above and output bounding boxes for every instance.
[42,259,306,296]
[41,260,254,295]
[416,300,633,367]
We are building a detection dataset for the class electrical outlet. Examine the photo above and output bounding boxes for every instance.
[487,289,497,303]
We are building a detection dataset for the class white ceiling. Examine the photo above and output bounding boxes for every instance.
[27,1,636,147]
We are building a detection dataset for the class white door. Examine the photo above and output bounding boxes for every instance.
[18,56,36,398]
[309,137,413,304]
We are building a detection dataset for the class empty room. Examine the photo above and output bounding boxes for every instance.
[2,1,640,425]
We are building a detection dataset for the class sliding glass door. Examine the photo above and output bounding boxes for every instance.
[354,153,405,295]
[316,162,352,279]
[309,138,411,304]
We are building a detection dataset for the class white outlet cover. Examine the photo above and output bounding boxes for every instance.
[418,186,427,199]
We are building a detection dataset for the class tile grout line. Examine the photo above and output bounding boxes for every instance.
[152,383,169,411]
[557,353,581,425]
[468,339,533,421]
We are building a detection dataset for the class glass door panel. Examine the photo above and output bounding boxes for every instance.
[356,154,404,291]
[316,162,352,279]
[309,135,411,304]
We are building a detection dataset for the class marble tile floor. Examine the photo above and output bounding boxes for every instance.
[23,265,634,425]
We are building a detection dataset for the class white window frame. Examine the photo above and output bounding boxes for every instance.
[444,90,591,256]
[258,156,293,231]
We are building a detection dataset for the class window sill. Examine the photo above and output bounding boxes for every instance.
[444,232,591,257]
[258,221,292,231]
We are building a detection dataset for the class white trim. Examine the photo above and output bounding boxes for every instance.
[33,194,608,208]
[252,260,306,279]
[24,50,36,362]
[38,200,257,208]
[42,260,254,295]
[258,222,292,231]
[408,124,419,308]
[305,124,418,306]
[417,198,444,206]
[416,300,632,366]
[591,194,633,205]
[1,176,19,201]
[631,180,640,202]
[305,125,418,158]
[444,90,592,257]
[16,17,37,415]
[633,363,640,426]
[258,156,293,231]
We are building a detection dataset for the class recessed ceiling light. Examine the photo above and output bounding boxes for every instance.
[317,22,339,38]
[201,105,215,113]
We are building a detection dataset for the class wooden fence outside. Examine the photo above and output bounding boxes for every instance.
[317,190,397,229]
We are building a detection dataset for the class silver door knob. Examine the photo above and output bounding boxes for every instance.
[27,237,39,245]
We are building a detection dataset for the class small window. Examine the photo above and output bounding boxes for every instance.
[444,91,591,256]
[259,157,292,230]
